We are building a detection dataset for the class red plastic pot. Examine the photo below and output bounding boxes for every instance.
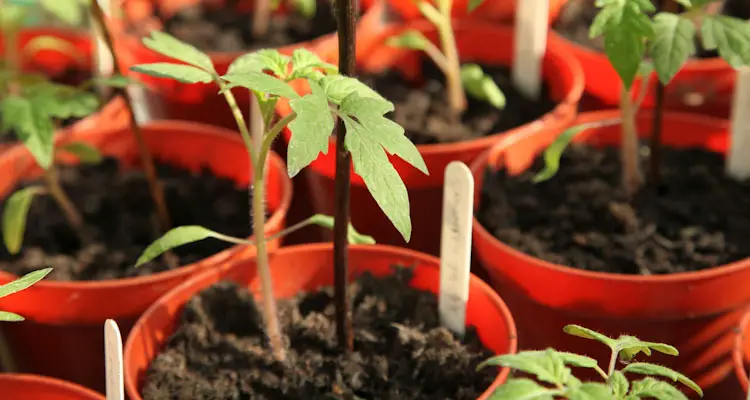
[733,309,750,393]
[0,373,105,400]
[549,32,738,118]
[360,0,567,24]
[471,109,749,397]
[279,20,583,256]
[123,243,518,399]
[0,121,292,393]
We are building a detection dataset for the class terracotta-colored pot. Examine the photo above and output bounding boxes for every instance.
[471,109,748,397]
[361,0,568,24]
[0,121,292,393]
[549,32,737,118]
[279,20,583,256]
[123,243,518,399]
[0,373,105,400]
[733,309,750,393]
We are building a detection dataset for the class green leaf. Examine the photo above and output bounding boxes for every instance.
[467,0,484,13]
[59,142,103,164]
[701,16,750,68]
[291,0,316,18]
[319,75,386,105]
[673,0,692,7]
[289,48,337,79]
[610,371,629,398]
[0,311,25,322]
[222,72,299,99]
[135,226,249,267]
[649,13,696,85]
[565,382,613,400]
[89,75,134,89]
[1,97,55,169]
[0,268,52,299]
[460,63,506,109]
[556,352,599,369]
[287,81,334,177]
[386,30,432,51]
[622,363,702,396]
[141,31,215,72]
[130,63,214,83]
[25,84,100,120]
[488,378,558,400]
[227,49,292,77]
[532,125,591,183]
[613,335,679,361]
[2,187,44,255]
[41,0,83,25]
[627,377,689,400]
[0,5,27,31]
[226,53,266,75]
[563,325,617,348]
[478,349,569,385]
[304,214,376,245]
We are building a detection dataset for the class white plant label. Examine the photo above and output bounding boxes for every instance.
[94,0,114,79]
[512,0,549,100]
[728,66,750,180]
[104,319,124,400]
[439,161,474,337]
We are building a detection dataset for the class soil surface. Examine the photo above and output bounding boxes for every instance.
[360,61,556,145]
[554,0,750,57]
[142,267,497,399]
[477,144,750,275]
[159,1,338,52]
[0,158,251,281]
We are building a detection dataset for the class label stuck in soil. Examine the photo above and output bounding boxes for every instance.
[728,66,750,180]
[439,161,474,337]
[105,319,124,400]
[513,0,549,100]
[94,0,114,81]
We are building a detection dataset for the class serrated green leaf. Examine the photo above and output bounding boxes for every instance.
[649,14,696,85]
[386,30,431,51]
[1,97,55,169]
[136,226,249,267]
[488,378,558,400]
[222,72,299,99]
[227,50,292,77]
[622,363,702,396]
[533,124,591,183]
[701,16,750,68]
[287,81,334,177]
[0,311,25,322]
[564,325,617,348]
[467,0,484,13]
[605,27,646,90]
[131,63,213,83]
[41,0,83,25]
[478,349,569,385]
[611,371,629,398]
[291,0,316,18]
[59,141,103,164]
[613,335,679,361]
[141,31,215,72]
[319,75,386,104]
[226,53,266,75]
[628,377,689,400]
[2,187,44,255]
[25,85,100,120]
[290,48,337,78]
[0,267,52,299]
[460,63,506,109]
[565,382,613,400]
[556,352,599,369]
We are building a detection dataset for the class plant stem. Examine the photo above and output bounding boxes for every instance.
[649,79,665,188]
[252,0,271,39]
[619,84,643,196]
[43,167,86,239]
[334,0,356,353]
[432,0,466,115]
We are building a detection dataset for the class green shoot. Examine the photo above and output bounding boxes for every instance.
[130,31,427,361]
[535,0,750,195]
[481,324,703,400]
[386,0,505,117]
[252,0,319,39]
[0,268,52,322]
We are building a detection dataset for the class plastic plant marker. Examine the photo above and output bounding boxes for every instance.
[104,319,124,400]
[93,0,114,84]
[438,161,474,337]
[727,66,750,180]
[512,0,548,100]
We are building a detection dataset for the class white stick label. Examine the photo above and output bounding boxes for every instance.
[512,0,549,100]
[728,66,750,180]
[94,0,114,78]
[104,319,124,400]
[439,161,474,337]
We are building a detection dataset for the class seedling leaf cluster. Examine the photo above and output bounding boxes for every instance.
[0,268,51,322]
[482,324,703,400]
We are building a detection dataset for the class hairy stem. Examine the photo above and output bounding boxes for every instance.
[252,0,272,39]
[219,82,256,164]
[619,85,643,196]
[607,350,618,377]
[431,0,466,115]
[43,167,86,239]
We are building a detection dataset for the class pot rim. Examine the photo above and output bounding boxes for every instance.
[0,373,106,399]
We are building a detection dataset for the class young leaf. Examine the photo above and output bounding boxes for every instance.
[130,63,213,84]
[478,350,569,386]
[1,97,55,169]
[0,311,25,322]
[135,226,249,267]
[222,72,299,99]
[59,142,103,164]
[613,335,679,360]
[673,0,692,6]
[304,214,376,245]
[628,377,690,400]
[460,64,506,109]
[488,378,558,400]
[88,75,134,89]
[291,0,316,19]
[141,31,215,73]
[287,81,334,177]
[700,16,750,68]
[563,325,617,348]
[387,30,432,51]
[226,53,266,76]
[649,13,696,84]
[2,186,44,254]
[0,268,52,299]
[289,48,337,79]
[532,124,590,183]
[621,362,702,396]
[319,75,386,105]
[564,382,612,400]
[610,371,629,398]
[41,0,83,26]
[467,0,485,13]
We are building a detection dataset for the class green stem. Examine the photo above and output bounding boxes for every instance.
[431,0,466,115]
[43,167,87,241]
[218,80,256,164]
[619,84,642,196]
[607,349,618,377]
[258,112,296,170]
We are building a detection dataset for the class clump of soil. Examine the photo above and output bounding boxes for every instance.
[159,1,338,52]
[360,61,556,145]
[0,157,252,281]
[554,0,750,57]
[142,267,497,399]
[476,144,750,275]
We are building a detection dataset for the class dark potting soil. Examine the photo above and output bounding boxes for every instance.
[359,61,557,145]
[0,157,251,281]
[476,144,750,275]
[554,0,750,58]
[142,267,497,400]
[159,1,338,52]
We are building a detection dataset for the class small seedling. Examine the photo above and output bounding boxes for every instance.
[130,32,427,361]
[252,0,319,39]
[386,0,505,118]
[534,0,750,194]
[481,324,703,399]
[0,268,52,322]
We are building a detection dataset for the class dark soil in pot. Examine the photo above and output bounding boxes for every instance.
[476,143,750,275]
[0,157,252,281]
[142,267,496,399]
[157,1,338,52]
[359,61,556,145]
[554,0,750,57]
